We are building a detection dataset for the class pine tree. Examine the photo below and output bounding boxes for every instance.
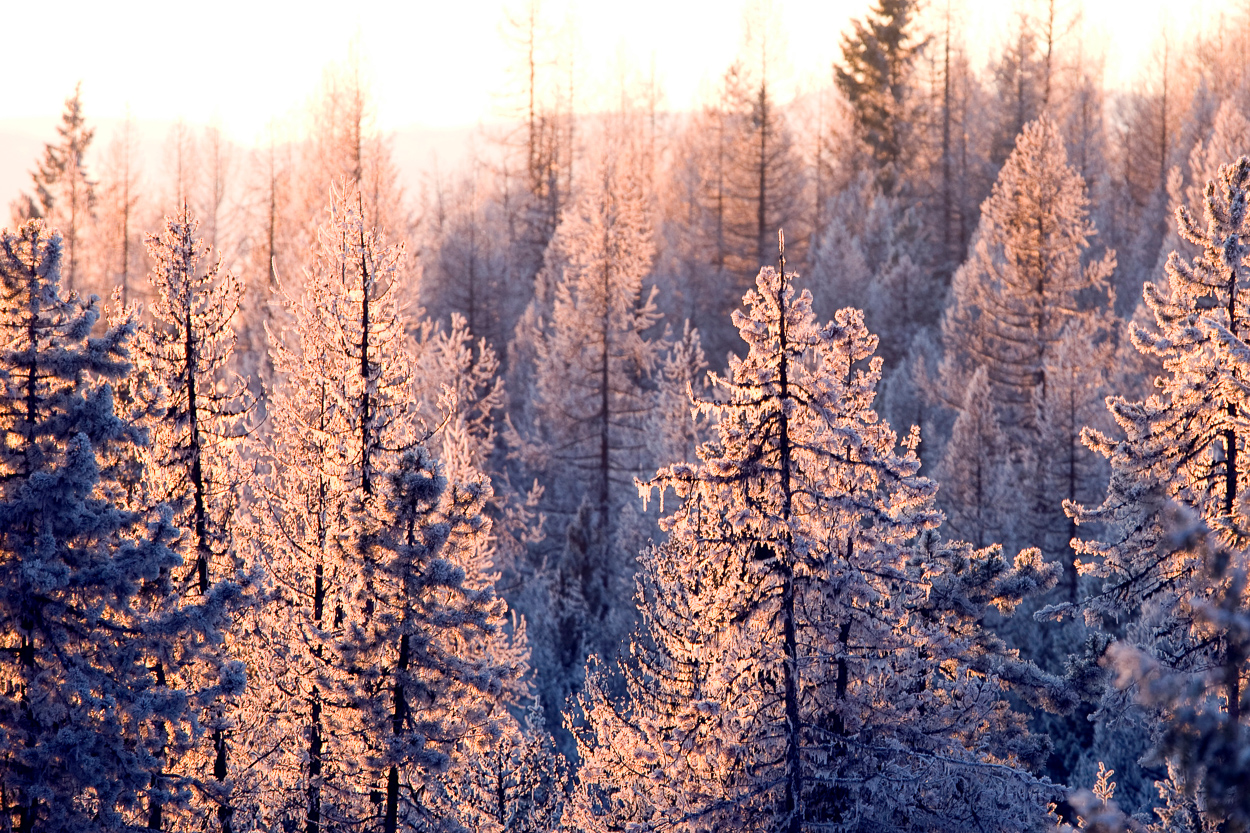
[649,321,710,469]
[0,220,242,833]
[940,114,1114,428]
[571,240,1069,833]
[136,205,255,832]
[1063,157,1250,832]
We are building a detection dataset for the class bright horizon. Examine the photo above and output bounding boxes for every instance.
[0,0,1219,145]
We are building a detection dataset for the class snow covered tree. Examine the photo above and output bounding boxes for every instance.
[251,183,417,829]
[940,114,1114,429]
[1062,157,1250,831]
[571,241,1069,833]
[95,115,144,308]
[0,220,242,833]
[136,205,256,832]
[444,704,566,833]
[649,321,710,469]
[337,444,515,833]
[12,86,96,294]
[939,114,1114,578]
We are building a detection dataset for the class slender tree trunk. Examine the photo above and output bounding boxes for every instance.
[384,635,410,833]
[775,232,802,833]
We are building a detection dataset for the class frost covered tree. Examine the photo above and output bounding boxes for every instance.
[940,114,1114,430]
[0,220,242,833]
[939,114,1114,576]
[1062,157,1250,830]
[572,241,1069,833]
[12,86,96,294]
[510,156,663,726]
[936,365,1015,549]
[95,115,144,308]
[649,321,710,469]
[442,704,566,833]
[136,206,255,832]
[254,186,517,832]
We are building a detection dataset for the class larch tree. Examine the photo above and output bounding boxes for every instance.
[939,114,1114,577]
[12,85,96,295]
[0,220,242,833]
[95,115,145,308]
[936,365,1015,549]
[135,206,256,832]
[509,153,663,734]
[572,242,1070,833]
[254,185,516,832]
[252,183,417,830]
[235,124,295,410]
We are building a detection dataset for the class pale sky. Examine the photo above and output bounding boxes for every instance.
[0,0,1219,144]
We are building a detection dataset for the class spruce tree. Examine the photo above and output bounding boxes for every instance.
[0,220,241,833]
[835,0,925,195]
[572,239,1069,833]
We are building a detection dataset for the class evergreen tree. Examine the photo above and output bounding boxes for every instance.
[835,0,926,195]
[252,184,417,829]
[572,240,1069,833]
[0,220,241,833]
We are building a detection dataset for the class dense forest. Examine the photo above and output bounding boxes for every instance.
[3,0,1250,830]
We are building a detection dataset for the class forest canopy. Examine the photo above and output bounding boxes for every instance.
[3,1,1250,831]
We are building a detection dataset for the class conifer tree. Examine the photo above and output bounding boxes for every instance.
[12,85,96,294]
[1063,157,1250,832]
[0,220,241,833]
[835,0,926,195]
[254,185,517,831]
[936,365,1015,549]
[941,114,1114,427]
[444,705,566,833]
[572,239,1069,833]
[95,115,144,308]
[136,206,255,832]
[510,156,663,726]
[649,321,710,468]
[939,114,1114,581]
